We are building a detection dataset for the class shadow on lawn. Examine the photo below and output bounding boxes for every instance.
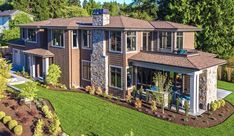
[87,132,99,136]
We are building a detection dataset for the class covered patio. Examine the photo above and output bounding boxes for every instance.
[129,51,226,115]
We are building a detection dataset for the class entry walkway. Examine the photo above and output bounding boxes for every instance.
[7,71,30,86]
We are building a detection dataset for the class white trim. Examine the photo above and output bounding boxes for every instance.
[108,30,123,53]
[109,65,123,90]
[50,29,65,48]
[81,30,92,50]
[72,30,79,49]
[81,60,91,82]
[126,31,138,53]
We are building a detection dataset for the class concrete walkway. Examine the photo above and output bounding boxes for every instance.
[217,89,232,100]
[7,71,30,86]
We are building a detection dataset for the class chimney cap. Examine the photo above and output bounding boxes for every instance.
[92,9,109,15]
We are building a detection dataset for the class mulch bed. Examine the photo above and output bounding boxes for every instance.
[51,87,234,128]
[0,93,55,136]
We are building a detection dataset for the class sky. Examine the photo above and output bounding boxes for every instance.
[80,0,132,4]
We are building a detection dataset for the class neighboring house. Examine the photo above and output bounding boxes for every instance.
[0,10,33,33]
[8,9,226,115]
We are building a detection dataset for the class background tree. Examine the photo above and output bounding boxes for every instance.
[31,0,50,21]
[46,64,62,86]
[1,13,33,45]
[83,0,102,15]
[102,2,120,16]
[48,0,67,18]
[158,0,234,59]
[65,5,89,18]
[68,0,81,7]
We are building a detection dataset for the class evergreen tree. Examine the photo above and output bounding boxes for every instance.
[48,0,67,18]
[68,0,81,7]
[83,0,102,15]
[158,0,234,59]
[31,0,49,21]
[12,0,31,13]
[102,2,120,16]
[82,0,88,8]
[65,5,89,17]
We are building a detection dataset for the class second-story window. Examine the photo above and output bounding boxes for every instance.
[22,28,26,39]
[127,32,136,52]
[27,28,36,42]
[82,30,92,49]
[142,32,152,51]
[177,32,183,49]
[73,30,78,48]
[110,31,121,52]
[160,32,172,50]
[52,30,64,48]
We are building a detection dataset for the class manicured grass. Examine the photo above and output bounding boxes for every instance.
[14,83,234,136]
[218,80,234,105]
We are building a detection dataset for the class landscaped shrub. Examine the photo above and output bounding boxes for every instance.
[0,58,12,98]
[8,120,18,130]
[125,95,132,104]
[3,116,12,124]
[85,86,92,92]
[211,101,218,111]
[46,64,61,86]
[41,105,53,119]
[95,87,103,95]
[134,98,142,109]
[57,83,67,90]
[49,114,61,136]
[220,99,226,107]
[14,125,23,135]
[0,111,6,119]
[89,86,95,95]
[215,100,221,109]
[184,101,190,118]
[18,81,38,100]
[33,119,44,136]
[151,100,157,112]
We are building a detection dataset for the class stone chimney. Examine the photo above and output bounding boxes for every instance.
[92,9,110,26]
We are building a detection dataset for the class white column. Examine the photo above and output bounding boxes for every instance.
[188,71,202,114]
[134,66,138,86]
[31,56,35,78]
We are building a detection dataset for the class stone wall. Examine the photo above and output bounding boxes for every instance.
[91,29,108,93]
[206,66,218,105]
[199,70,207,110]
[92,14,110,26]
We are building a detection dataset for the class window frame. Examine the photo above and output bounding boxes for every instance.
[82,60,91,81]
[109,65,123,90]
[126,31,137,52]
[51,29,65,48]
[27,28,37,43]
[142,32,152,51]
[109,31,122,53]
[176,32,184,49]
[159,31,172,50]
[82,30,92,50]
[72,30,79,49]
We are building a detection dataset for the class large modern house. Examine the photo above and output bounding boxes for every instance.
[8,9,226,115]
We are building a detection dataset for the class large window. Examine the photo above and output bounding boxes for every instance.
[127,67,133,88]
[82,30,92,49]
[110,66,122,89]
[142,32,152,51]
[27,28,36,42]
[177,32,183,49]
[159,32,172,49]
[82,60,91,81]
[73,30,78,48]
[110,31,121,52]
[127,32,136,51]
[52,30,64,47]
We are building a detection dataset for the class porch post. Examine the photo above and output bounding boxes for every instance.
[43,58,49,76]
[29,55,35,78]
[188,71,202,114]
[134,66,138,86]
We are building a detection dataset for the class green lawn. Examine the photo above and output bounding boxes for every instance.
[14,82,234,136]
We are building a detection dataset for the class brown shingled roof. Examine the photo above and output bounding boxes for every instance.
[129,51,226,70]
[23,48,54,58]
[150,21,201,31]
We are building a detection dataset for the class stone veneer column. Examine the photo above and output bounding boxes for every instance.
[206,66,218,104]
[91,29,108,93]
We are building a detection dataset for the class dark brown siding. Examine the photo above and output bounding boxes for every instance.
[184,32,195,49]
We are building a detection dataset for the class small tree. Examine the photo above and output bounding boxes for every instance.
[151,100,157,113]
[46,64,61,86]
[0,58,12,99]
[153,72,172,92]
[19,81,38,101]
[184,100,190,120]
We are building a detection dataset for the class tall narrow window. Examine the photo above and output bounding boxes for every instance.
[127,67,133,88]
[110,31,121,52]
[22,28,26,39]
[27,28,36,42]
[142,32,152,51]
[82,60,91,81]
[52,30,64,47]
[73,30,78,48]
[110,66,122,89]
[82,30,92,49]
[127,32,136,51]
[159,32,171,49]
[177,32,183,49]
